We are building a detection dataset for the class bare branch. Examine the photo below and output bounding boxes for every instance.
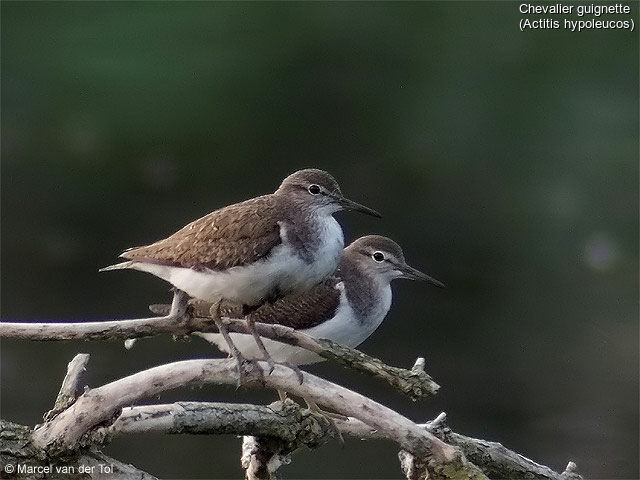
[0,311,439,400]
[99,400,330,480]
[3,305,582,479]
[30,356,479,479]
[333,412,583,480]
[0,419,157,480]
[43,353,90,422]
[0,315,199,341]
[100,400,332,449]
[92,400,581,480]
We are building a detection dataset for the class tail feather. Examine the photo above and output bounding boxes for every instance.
[98,261,135,272]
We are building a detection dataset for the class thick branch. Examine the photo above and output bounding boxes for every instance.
[99,400,332,449]
[91,400,582,480]
[0,311,439,400]
[0,420,156,480]
[30,356,479,479]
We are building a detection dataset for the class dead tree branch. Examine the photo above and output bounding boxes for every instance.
[1,309,584,479]
[99,400,332,448]
[335,412,583,480]
[86,399,583,480]
[43,353,90,422]
[28,354,482,480]
[0,419,157,480]
[0,308,439,400]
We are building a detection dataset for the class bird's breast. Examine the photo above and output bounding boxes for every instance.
[278,215,344,293]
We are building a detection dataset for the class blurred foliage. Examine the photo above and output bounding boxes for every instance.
[1,2,638,478]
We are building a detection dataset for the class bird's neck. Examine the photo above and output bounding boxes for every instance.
[338,258,392,324]
[279,196,344,265]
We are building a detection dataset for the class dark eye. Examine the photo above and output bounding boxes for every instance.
[308,184,321,195]
[372,251,385,262]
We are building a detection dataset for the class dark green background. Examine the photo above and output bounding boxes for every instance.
[1,2,638,478]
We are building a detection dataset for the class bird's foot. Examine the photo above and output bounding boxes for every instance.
[232,354,267,389]
[209,302,261,388]
[304,397,345,444]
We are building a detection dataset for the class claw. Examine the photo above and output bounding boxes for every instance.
[210,302,257,388]
[304,397,345,445]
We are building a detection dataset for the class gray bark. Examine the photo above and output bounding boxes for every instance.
[0,420,156,480]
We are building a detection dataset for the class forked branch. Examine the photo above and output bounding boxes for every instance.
[30,354,484,480]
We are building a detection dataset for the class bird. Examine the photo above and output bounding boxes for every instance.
[197,235,444,366]
[100,168,381,371]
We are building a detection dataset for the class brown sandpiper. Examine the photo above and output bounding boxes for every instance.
[100,169,381,373]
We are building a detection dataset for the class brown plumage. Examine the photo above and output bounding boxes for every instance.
[243,277,341,329]
[102,168,381,313]
[187,277,341,330]
[121,195,283,271]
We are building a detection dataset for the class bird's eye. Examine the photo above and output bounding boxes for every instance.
[372,251,385,262]
[308,184,321,195]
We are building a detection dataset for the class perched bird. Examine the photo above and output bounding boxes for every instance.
[198,235,444,366]
[101,169,380,368]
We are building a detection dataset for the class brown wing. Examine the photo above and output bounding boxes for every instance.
[121,195,283,271]
[180,277,341,330]
[243,277,342,330]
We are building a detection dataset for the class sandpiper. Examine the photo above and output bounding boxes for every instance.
[198,235,444,365]
[101,169,380,371]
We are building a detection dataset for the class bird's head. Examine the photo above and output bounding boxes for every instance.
[345,235,445,287]
[275,169,381,218]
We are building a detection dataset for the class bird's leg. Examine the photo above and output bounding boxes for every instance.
[241,304,303,382]
[245,316,276,374]
[277,389,288,402]
[303,397,345,444]
[209,301,261,387]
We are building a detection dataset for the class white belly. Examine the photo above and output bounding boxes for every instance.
[127,216,344,305]
[198,284,392,365]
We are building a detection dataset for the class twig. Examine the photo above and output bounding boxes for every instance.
[0,310,439,400]
[30,355,481,479]
[334,412,584,480]
[43,353,90,422]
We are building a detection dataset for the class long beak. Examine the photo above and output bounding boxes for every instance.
[398,263,445,288]
[336,195,382,218]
